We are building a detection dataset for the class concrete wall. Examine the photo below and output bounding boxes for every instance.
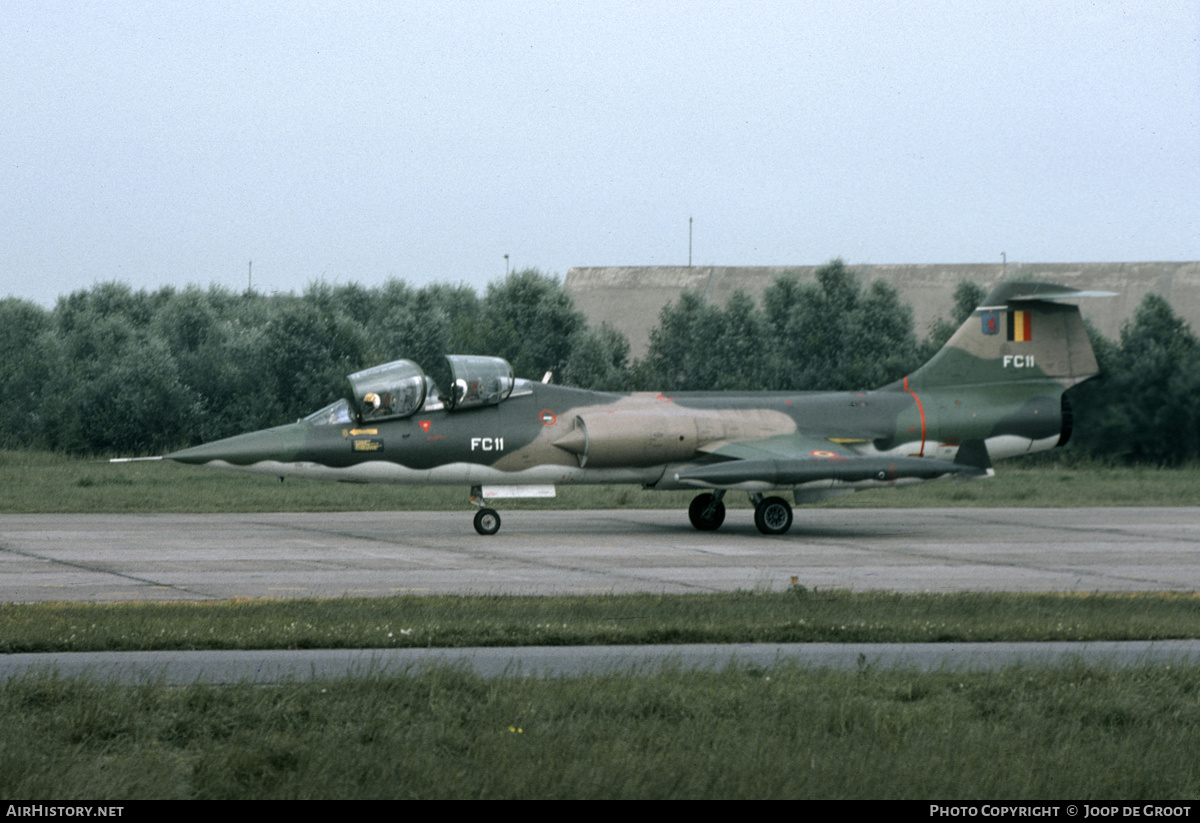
[564,262,1200,358]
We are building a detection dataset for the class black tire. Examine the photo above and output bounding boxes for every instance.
[474,508,501,536]
[754,496,793,535]
[688,493,726,531]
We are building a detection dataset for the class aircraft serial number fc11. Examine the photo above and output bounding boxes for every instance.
[163,281,1107,535]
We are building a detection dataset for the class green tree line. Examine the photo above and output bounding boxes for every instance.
[1,262,1196,464]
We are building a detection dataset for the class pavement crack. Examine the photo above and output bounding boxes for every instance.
[0,541,222,601]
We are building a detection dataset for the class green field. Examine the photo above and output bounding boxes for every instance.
[3,449,1199,513]
[6,589,1200,798]
[4,590,1200,654]
[4,665,1200,799]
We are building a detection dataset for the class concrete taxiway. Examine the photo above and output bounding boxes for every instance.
[2,507,1198,603]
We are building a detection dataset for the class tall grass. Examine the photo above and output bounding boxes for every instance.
[3,664,1199,799]
[5,591,1200,653]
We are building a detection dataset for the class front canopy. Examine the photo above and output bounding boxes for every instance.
[347,360,427,423]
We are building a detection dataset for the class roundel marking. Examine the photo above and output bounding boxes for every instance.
[539,410,557,426]
[809,450,838,458]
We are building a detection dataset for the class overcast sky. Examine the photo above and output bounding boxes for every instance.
[4,1,1198,307]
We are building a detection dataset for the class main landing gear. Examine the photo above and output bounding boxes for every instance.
[687,491,794,535]
[751,494,793,535]
[688,491,726,531]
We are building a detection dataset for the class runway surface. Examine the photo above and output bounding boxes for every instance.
[2,507,1199,602]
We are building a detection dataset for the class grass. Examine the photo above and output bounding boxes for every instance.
[3,449,1200,513]
[3,664,1200,799]
[5,590,1200,654]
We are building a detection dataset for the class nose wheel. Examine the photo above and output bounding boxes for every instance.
[473,507,501,536]
[468,485,502,535]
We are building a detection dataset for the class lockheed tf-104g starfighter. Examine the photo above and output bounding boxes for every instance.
[164,281,1106,535]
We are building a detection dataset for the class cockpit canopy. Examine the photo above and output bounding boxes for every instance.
[348,360,427,423]
[444,354,514,410]
[344,355,514,423]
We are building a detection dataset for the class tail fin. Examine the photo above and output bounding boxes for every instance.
[906,281,1108,391]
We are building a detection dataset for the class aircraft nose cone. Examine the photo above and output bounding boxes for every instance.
[166,425,303,466]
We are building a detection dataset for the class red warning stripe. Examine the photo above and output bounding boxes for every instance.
[902,376,926,457]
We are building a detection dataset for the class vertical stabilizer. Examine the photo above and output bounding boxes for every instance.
[905,281,1104,391]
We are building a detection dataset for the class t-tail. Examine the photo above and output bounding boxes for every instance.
[892,281,1110,463]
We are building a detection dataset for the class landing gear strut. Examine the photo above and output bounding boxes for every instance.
[688,491,726,531]
[752,494,793,535]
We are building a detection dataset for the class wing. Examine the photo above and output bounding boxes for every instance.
[673,433,989,488]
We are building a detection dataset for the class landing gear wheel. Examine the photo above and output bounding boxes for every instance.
[754,496,793,535]
[688,493,726,531]
[474,507,501,536]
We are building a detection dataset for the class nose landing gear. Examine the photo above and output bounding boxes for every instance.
[473,507,501,536]
[469,486,501,535]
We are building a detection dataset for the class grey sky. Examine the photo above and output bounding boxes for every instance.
[4,1,1197,307]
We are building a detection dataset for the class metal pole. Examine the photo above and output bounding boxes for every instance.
[688,217,692,267]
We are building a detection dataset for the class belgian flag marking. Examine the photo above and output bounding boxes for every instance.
[1007,310,1032,342]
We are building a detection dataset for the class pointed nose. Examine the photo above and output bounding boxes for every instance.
[167,424,305,466]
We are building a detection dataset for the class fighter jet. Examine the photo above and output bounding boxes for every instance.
[165,281,1106,535]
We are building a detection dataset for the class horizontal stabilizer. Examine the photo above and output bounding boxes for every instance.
[976,282,1116,308]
